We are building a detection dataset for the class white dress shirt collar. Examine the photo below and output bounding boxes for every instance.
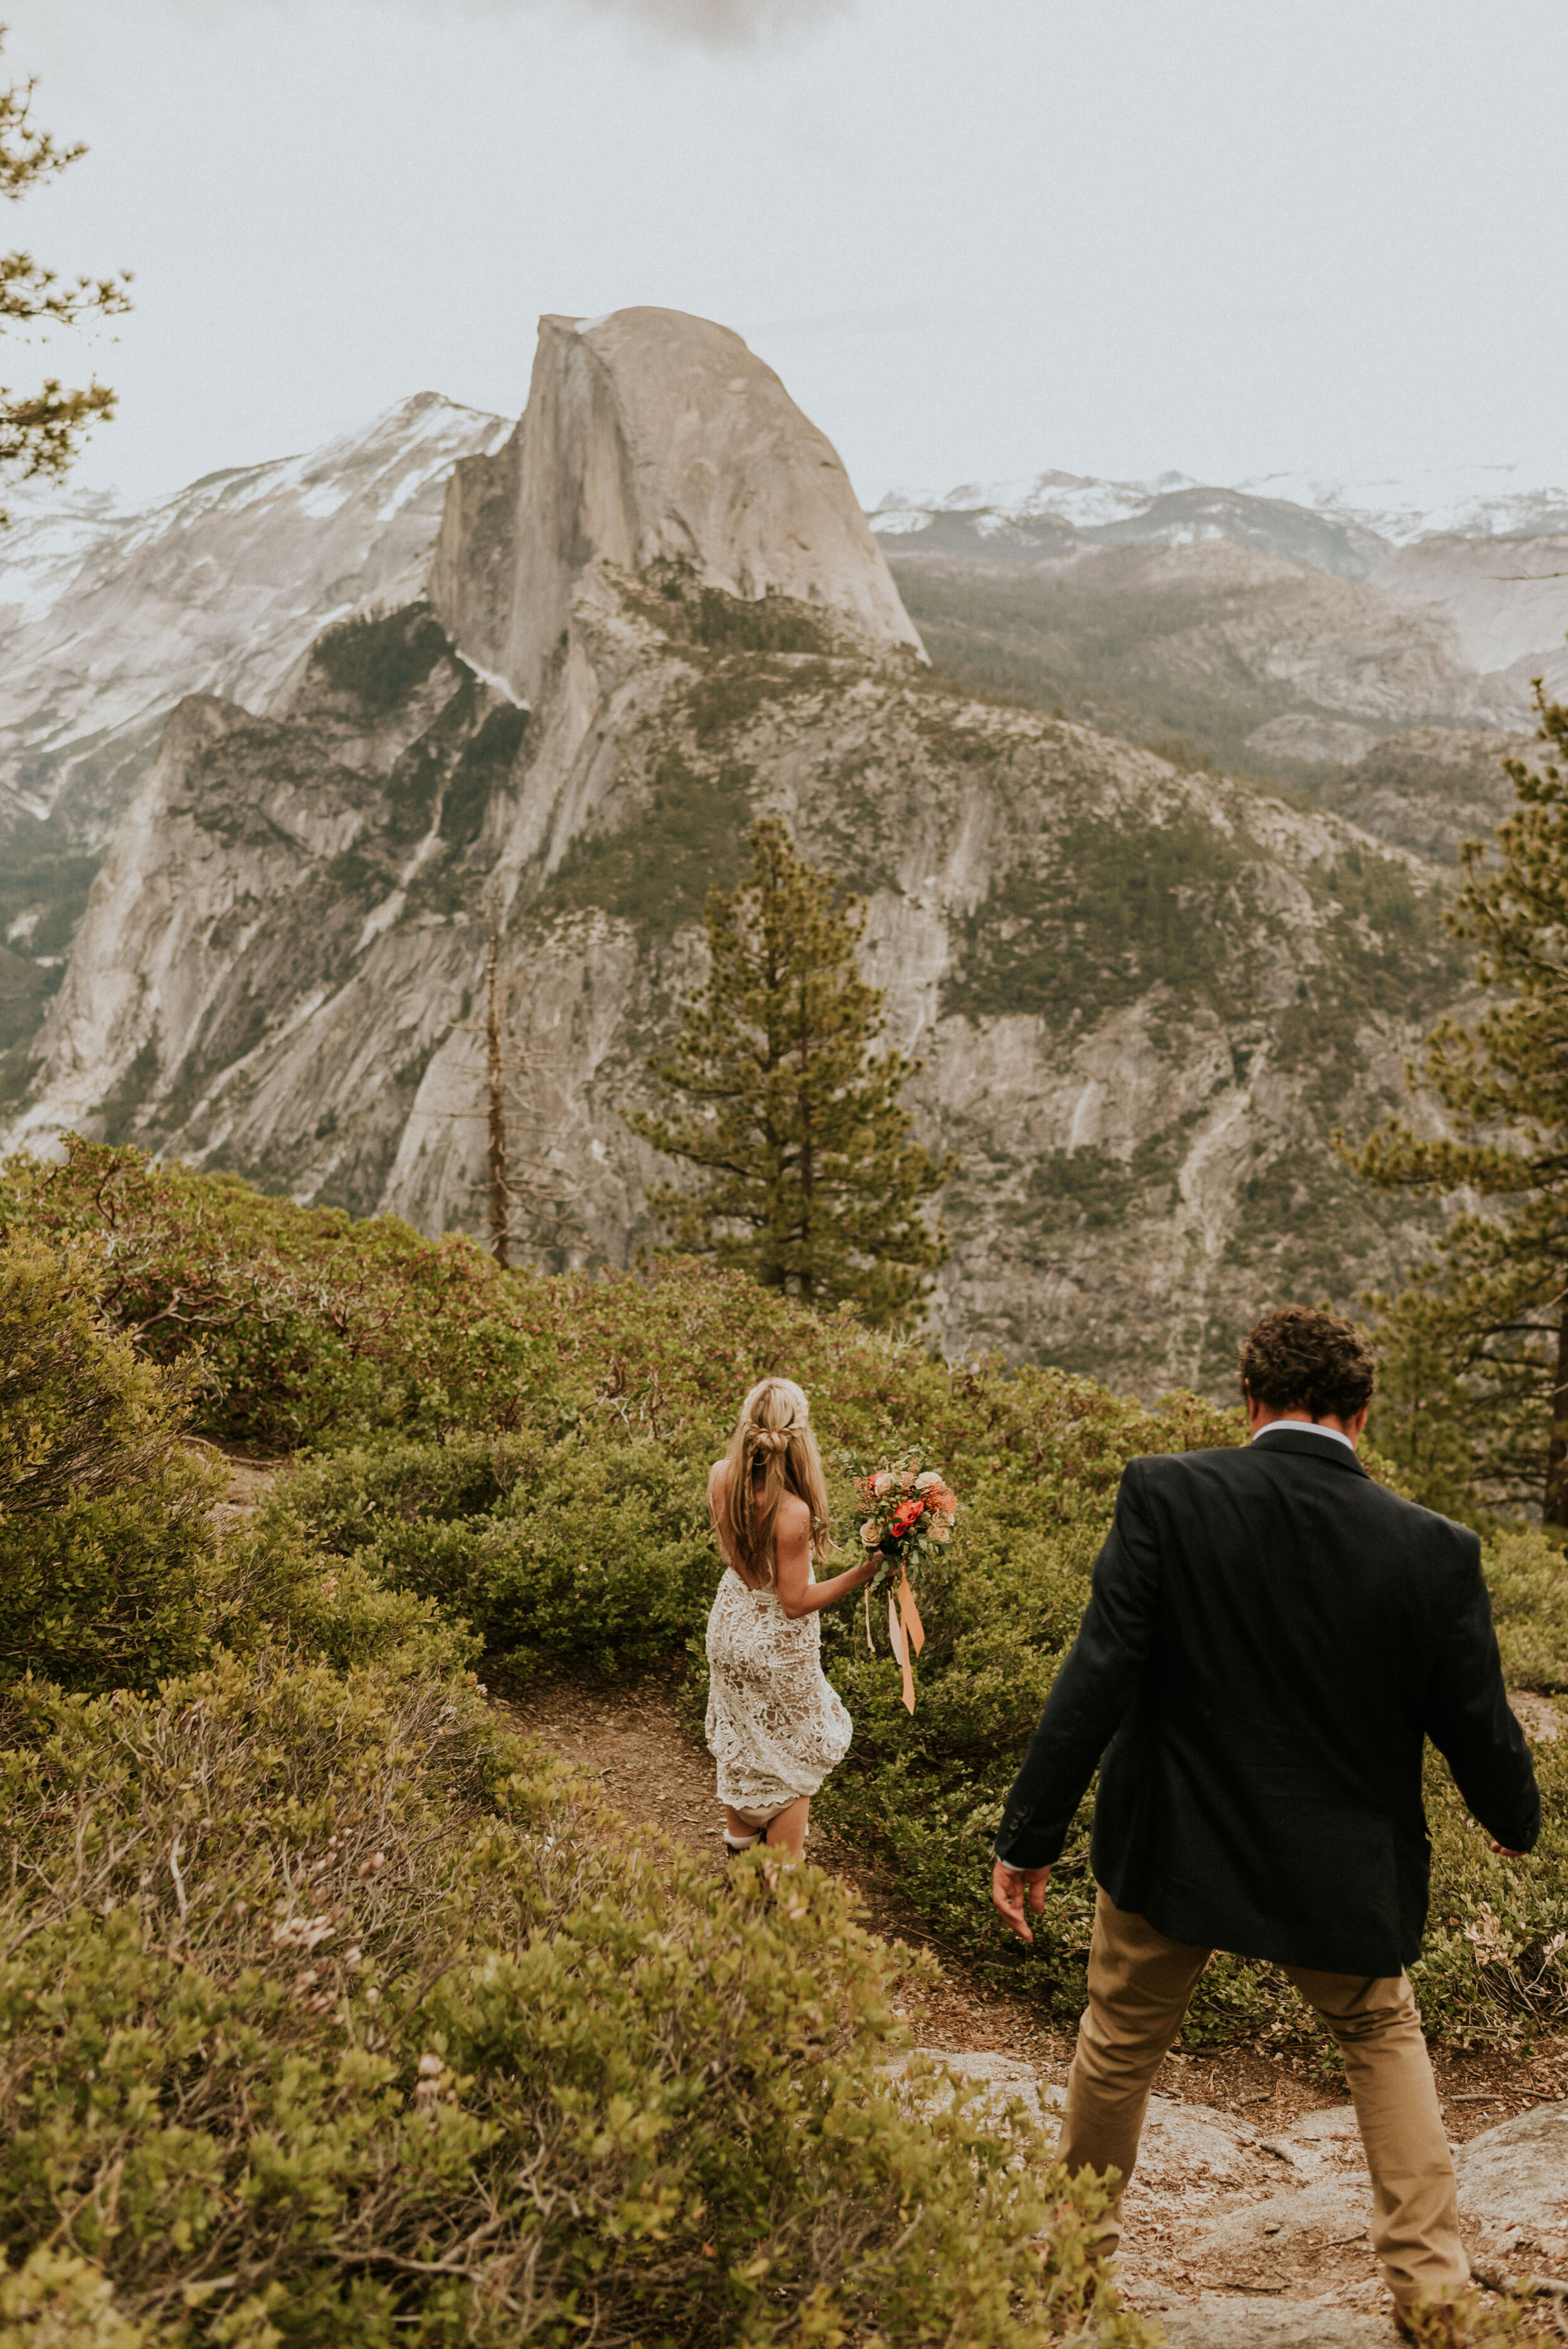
[1250,1419,1355,1452]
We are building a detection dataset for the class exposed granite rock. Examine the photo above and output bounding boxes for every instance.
[1316,726,1534,865]
[909,2075,1568,2346]
[1,310,1490,1387]
[1155,2302,1396,2348]
[0,395,509,846]
[430,306,922,711]
[1454,2102,1568,2242]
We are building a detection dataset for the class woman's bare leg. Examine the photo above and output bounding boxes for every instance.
[723,1805,762,1845]
[765,1796,809,1859]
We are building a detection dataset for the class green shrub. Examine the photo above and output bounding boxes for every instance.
[0,2246,155,2349]
[0,1142,566,1451]
[0,1232,221,1693]
[275,1433,721,1677]
[5,1143,1563,2056]
[0,1651,1154,2349]
[1485,1529,1568,1690]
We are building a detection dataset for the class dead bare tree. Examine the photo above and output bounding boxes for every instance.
[483,913,512,1266]
[463,895,581,1267]
[400,896,580,1267]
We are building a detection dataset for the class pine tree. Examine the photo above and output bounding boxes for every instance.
[1352,682,1568,1520]
[1,32,130,523]
[627,817,956,1328]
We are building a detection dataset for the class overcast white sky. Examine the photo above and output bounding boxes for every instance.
[8,0,1568,512]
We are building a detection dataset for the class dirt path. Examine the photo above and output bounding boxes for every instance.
[213,1449,283,1525]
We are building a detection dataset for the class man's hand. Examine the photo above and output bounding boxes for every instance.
[992,1855,1051,1944]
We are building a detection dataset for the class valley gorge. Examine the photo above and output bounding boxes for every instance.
[3,305,1562,1397]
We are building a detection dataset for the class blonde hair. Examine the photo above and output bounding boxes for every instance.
[716,1376,834,1588]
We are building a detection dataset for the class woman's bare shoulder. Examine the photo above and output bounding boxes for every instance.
[775,1489,812,1530]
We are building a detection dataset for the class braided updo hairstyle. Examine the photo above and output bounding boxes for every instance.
[718,1376,834,1588]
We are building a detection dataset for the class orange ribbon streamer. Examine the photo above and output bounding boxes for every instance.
[886,1566,928,1714]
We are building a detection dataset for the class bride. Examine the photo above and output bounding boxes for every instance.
[705,1376,877,1862]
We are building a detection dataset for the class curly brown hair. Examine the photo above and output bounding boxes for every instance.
[1238,1305,1377,1421]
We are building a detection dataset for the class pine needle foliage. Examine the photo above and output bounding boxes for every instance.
[627,818,956,1329]
[0,29,130,522]
[1350,683,1568,1519]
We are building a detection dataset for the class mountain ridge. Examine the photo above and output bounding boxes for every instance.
[0,307,1491,1395]
[0,391,511,848]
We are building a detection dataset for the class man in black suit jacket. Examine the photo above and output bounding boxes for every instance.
[991,1307,1539,2332]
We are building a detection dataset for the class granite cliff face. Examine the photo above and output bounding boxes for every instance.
[1,310,1490,1392]
[0,394,510,847]
[432,308,922,709]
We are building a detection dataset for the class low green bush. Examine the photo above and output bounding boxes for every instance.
[4,1141,1564,2060]
[273,1434,719,1677]
[0,1231,222,1693]
[1486,1529,1568,1690]
[0,1142,566,1450]
[0,1647,1154,2349]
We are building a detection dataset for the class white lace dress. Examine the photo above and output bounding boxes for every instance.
[704,1567,853,1817]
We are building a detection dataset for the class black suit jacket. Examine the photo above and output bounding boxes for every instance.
[995,1429,1540,1976]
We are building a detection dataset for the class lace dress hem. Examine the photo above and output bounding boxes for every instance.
[704,1566,852,1815]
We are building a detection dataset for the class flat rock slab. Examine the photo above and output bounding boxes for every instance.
[909,2057,1568,2334]
[1156,2299,1399,2348]
[1137,2095,1261,2185]
[1454,2101,1568,2248]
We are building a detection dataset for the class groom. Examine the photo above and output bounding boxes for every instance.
[990,1306,1540,2332]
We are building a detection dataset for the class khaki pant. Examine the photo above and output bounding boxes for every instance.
[1058,1890,1468,2310]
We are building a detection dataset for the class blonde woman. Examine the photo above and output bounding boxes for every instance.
[705,1377,877,1862]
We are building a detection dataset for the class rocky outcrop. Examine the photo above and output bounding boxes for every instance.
[882,536,1527,789]
[0,393,509,846]
[430,307,922,708]
[875,477,1568,785]
[905,2045,1568,2348]
[1370,533,1568,701]
[1315,726,1535,865]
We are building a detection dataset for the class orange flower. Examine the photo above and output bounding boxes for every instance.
[889,1497,923,1536]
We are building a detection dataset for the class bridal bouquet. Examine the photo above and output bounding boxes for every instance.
[852,1453,958,1714]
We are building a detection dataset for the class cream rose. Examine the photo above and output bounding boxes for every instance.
[872,1471,894,1496]
[929,1516,953,1542]
[861,1519,882,1547]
